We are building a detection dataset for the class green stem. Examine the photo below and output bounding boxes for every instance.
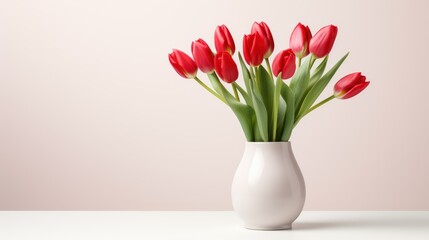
[194,77,227,104]
[298,57,302,67]
[232,83,240,101]
[307,94,335,114]
[264,58,274,81]
[253,66,259,89]
[309,54,317,69]
[249,65,256,81]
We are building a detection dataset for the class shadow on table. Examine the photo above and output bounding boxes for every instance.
[293,216,429,231]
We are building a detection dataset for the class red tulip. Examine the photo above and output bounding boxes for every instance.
[309,25,338,58]
[334,72,370,99]
[214,52,238,83]
[272,49,296,80]
[290,23,312,58]
[243,32,265,67]
[251,21,274,58]
[168,49,198,79]
[191,39,215,73]
[214,25,235,55]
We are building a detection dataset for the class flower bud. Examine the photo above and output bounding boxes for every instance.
[309,25,338,58]
[214,52,239,83]
[251,21,274,58]
[191,39,215,73]
[243,32,265,67]
[168,49,198,79]
[272,49,296,80]
[214,25,235,55]
[290,23,312,58]
[334,72,370,99]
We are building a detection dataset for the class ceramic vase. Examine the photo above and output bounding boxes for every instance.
[231,142,305,230]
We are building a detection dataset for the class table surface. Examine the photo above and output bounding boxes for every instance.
[1,211,428,240]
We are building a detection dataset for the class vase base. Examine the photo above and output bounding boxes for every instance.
[244,224,292,231]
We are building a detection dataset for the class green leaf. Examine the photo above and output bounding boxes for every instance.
[276,97,287,141]
[251,89,269,142]
[289,57,311,113]
[227,99,255,142]
[295,56,329,115]
[208,73,254,141]
[253,119,263,142]
[280,82,295,141]
[296,52,349,123]
[208,74,234,100]
[256,66,275,140]
[238,52,253,95]
[309,56,329,86]
[232,82,252,107]
[272,76,283,141]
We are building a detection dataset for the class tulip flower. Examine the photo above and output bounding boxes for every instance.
[251,21,274,58]
[334,72,370,99]
[243,32,265,67]
[289,23,312,59]
[214,52,239,83]
[168,49,198,79]
[309,25,338,58]
[169,21,371,142]
[191,39,215,73]
[272,49,296,80]
[214,25,235,55]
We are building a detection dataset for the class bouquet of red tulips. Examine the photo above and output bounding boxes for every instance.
[169,22,370,142]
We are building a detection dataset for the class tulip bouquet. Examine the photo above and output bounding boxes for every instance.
[169,22,369,142]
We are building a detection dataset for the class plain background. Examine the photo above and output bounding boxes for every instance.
[1,0,428,210]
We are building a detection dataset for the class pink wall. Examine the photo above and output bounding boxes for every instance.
[1,0,429,210]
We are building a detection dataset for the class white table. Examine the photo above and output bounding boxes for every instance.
[0,211,428,239]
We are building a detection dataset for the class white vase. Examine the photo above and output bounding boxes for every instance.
[231,142,306,230]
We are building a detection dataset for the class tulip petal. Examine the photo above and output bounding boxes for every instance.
[215,25,235,55]
[221,57,238,83]
[281,54,296,79]
[272,49,295,80]
[173,49,197,78]
[214,52,238,83]
[251,21,274,58]
[334,72,363,93]
[251,33,265,66]
[309,25,338,58]
[243,33,265,66]
[290,23,312,58]
[243,34,254,66]
[168,49,197,79]
[272,51,283,77]
[192,39,214,73]
[341,81,370,99]
[169,53,187,78]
